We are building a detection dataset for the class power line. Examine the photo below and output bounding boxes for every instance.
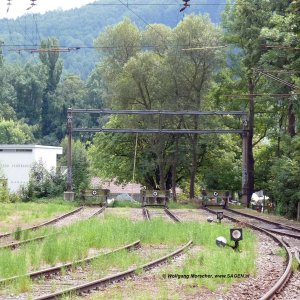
[258,70,300,90]
[223,93,300,98]
[263,45,300,51]
[87,2,235,6]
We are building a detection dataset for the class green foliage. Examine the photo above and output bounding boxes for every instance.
[0,1,224,78]
[13,226,22,241]
[0,181,10,203]
[0,119,35,144]
[60,138,90,192]
[21,160,66,201]
[268,143,300,218]
[0,215,256,286]
[112,200,141,208]
[90,15,224,196]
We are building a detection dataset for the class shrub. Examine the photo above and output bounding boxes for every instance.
[21,160,66,201]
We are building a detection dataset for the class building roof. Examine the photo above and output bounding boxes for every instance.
[91,177,142,194]
[0,144,63,150]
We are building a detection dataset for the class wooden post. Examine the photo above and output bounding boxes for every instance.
[297,202,300,221]
[242,115,249,206]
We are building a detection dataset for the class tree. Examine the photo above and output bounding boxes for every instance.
[223,0,276,206]
[0,119,35,144]
[39,38,63,138]
[60,138,90,192]
[90,16,223,198]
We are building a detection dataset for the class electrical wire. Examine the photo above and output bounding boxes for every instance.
[87,2,235,6]
[258,70,300,90]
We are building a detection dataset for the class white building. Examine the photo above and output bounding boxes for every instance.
[0,145,63,192]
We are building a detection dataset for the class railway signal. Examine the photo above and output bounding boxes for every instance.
[216,228,243,251]
[230,228,243,250]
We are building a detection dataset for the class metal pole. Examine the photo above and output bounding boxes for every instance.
[242,115,248,206]
[67,109,73,192]
[132,133,138,184]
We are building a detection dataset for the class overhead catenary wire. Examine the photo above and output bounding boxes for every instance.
[87,2,236,6]
[258,70,300,90]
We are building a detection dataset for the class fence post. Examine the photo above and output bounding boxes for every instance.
[297,202,300,221]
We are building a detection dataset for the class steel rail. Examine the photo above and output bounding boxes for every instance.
[35,240,193,300]
[164,208,181,223]
[142,207,150,221]
[203,207,293,300]
[89,205,107,217]
[0,207,83,239]
[0,235,47,250]
[226,208,300,237]
[0,240,141,285]
[0,206,106,251]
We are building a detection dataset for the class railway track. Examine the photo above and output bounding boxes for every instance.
[225,208,300,239]
[0,206,83,240]
[0,240,192,300]
[0,240,140,286]
[203,206,296,299]
[142,207,181,223]
[0,206,107,250]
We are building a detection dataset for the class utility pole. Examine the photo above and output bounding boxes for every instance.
[64,109,74,201]
[242,114,249,206]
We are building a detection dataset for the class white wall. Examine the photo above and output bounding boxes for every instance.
[0,145,63,192]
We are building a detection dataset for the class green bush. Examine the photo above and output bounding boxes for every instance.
[21,160,66,201]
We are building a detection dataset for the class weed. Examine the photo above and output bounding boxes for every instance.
[292,258,298,272]
[13,226,22,240]
[112,200,141,208]
[276,248,287,258]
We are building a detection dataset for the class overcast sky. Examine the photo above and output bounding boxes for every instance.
[1,0,95,19]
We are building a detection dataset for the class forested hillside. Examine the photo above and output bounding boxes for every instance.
[1,0,300,218]
[0,0,225,78]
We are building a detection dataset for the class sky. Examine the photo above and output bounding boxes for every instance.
[1,0,95,19]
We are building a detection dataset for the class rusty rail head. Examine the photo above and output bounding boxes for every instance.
[203,207,293,300]
[226,208,300,234]
[259,238,292,300]
[0,240,141,285]
[164,208,181,223]
[142,207,151,221]
[0,207,83,240]
[89,205,107,218]
[34,240,192,300]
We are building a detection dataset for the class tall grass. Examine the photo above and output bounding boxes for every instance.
[0,200,75,232]
[0,214,257,293]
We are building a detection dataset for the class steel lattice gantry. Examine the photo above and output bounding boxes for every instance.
[65,108,249,204]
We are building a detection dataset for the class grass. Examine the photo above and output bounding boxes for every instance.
[0,200,75,232]
[0,215,255,274]
[111,200,141,208]
[168,201,199,209]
